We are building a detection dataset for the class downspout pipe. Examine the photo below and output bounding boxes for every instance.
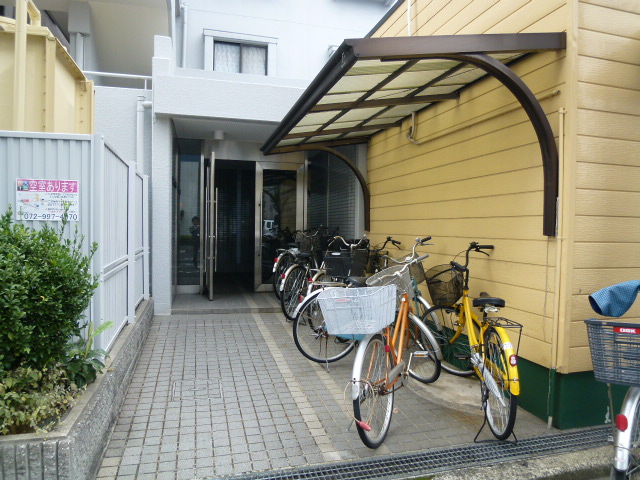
[137,96,152,174]
[180,1,187,68]
[548,107,567,428]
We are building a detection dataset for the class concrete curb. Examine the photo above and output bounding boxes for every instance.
[430,445,611,479]
[0,299,154,480]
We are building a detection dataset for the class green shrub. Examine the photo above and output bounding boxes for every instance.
[63,320,114,389]
[0,366,78,434]
[0,207,99,376]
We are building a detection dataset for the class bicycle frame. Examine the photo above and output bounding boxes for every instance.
[351,292,441,401]
[455,290,520,396]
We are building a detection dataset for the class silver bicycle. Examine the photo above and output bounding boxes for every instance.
[586,281,640,480]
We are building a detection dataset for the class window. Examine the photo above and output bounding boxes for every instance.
[204,30,277,76]
[214,41,267,75]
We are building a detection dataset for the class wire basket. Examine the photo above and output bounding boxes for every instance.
[323,250,368,278]
[318,285,397,335]
[409,261,427,284]
[365,264,412,307]
[585,318,640,386]
[425,264,463,306]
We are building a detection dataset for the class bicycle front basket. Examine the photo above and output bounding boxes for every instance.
[425,264,463,306]
[585,318,640,386]
[323,249,368,278]
[318,285,396,335]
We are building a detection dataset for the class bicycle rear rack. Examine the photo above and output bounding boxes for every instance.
[486,316,523,356]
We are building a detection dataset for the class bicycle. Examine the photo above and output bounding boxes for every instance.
[585,280,640,480]
[365,236,402,274]
[281,234,367,321]
[318,254,442,448]
[290,236,371,363]
[422,242,522,440]
[291,235,419,365]
[279,227,328,320]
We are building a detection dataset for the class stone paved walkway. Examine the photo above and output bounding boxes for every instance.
[95,291,554,480]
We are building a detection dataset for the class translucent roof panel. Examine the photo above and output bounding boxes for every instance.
[262,33,566,155]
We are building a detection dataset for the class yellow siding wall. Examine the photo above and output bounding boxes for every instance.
[368,1,569,369]
[0,25,94,134]
[569,0,640,371]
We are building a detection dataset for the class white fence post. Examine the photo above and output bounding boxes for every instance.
[143,174,150,300]
[128,162,136,324]
[91,134,106,351]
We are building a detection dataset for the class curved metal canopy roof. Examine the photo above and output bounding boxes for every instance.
[261,32,566,236]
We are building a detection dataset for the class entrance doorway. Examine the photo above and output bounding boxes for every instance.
[202,158,256,299]
[175,141,361,299]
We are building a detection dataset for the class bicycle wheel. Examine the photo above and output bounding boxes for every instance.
[293,293,355,363]
[273,251,295,300]
[353,334,394,449]
[422,306,475,377]
[280,264,309,320]
[406,314,441,384]
[483,327,517,440]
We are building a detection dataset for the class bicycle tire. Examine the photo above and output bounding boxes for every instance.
[293,293,355,363]
[422,306,475,377]
[406,313,441,384]
[483,327,517,440]
[353,334,394,449]
[611,398,640,480]
[280,265,309,320]
[273,251,295,300]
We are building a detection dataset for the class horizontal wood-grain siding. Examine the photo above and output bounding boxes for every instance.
[571,0,640,372]
[369,1,567,373]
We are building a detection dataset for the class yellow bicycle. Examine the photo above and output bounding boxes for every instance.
[423,242,522,440]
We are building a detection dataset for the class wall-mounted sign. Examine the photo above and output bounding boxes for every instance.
[16,179,80,221]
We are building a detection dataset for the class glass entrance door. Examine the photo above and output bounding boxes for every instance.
[255,165,303,291]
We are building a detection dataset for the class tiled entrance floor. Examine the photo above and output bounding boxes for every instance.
[96,291,555,480]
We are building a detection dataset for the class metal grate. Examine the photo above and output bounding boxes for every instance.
[214,426,609,480]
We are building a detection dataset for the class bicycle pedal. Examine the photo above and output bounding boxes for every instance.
[412,351,431,358]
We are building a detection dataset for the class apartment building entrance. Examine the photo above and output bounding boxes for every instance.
[175,139,305,298]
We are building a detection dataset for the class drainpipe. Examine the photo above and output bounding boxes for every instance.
[75,32,85,69]
[137,96,153,174]
[548,107,567,429]
[180,1,187,68]
[406,0,411,36]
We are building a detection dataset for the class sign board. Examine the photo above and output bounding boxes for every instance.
[15,179,80,221]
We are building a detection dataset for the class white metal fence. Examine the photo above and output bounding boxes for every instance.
[0,131,149,352]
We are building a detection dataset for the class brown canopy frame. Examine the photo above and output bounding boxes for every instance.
[261,33,567,236]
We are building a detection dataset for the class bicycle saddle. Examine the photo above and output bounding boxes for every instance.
[346,277,367,288]
[473,291,505,308]
[297,252,312,259]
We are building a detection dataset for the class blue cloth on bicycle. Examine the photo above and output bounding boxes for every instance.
[589,280,640,317]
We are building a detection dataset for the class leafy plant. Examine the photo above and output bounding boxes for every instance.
[63,321,114,388]
[0,366,77,434]
[0,206,99,376]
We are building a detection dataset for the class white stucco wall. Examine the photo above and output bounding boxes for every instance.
[149,2,392,312]
[177,0,391,79]
[94,87,152,175]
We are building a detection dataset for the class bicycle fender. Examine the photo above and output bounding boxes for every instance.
[494,326,520,396]
[408,312,442,360]
[292,288,324,318]
[351,334,377,401]
[279,264,300,291]
[613,387,640,473]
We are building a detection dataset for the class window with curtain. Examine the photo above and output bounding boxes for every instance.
[214,41,267,75]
